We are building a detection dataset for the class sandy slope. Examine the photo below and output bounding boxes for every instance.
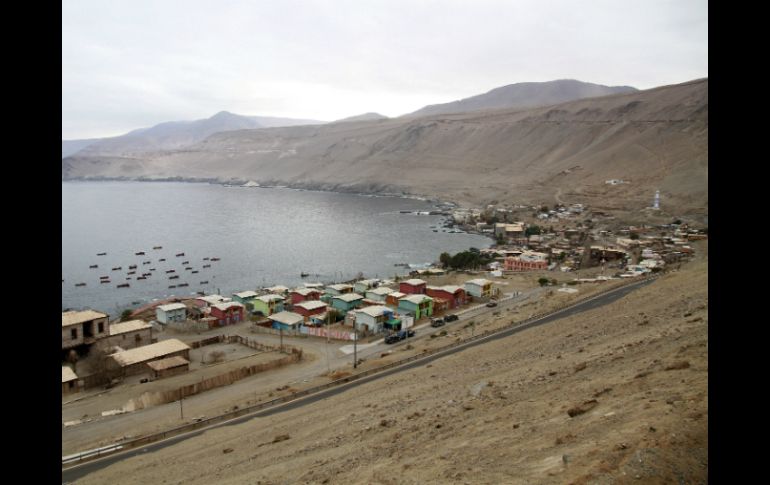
[75,244,707,484]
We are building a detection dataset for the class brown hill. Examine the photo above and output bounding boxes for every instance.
[63,79,708,214]
[75,243,708,484]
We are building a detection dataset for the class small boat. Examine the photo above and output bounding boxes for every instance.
[153,246,162,250]
[203,257,210,261]
[178,283,189,287]
[149,268,156,271]
[185,267,193,271]
[135,251,145,256]
[117,283,130,288]
[191,270,199,274]
[211,257,220,261]
[176,253,185,257]
[127,271,136,275]
[169,275,179,280]
[166,270,175,274]
[100,280,110,284]
[100,275,110,279]
[300,272,309,278]
[182,261,189,265]
[128,265,137,269]
[202,264,211,268]
[97,252,107,256]
[126,277,132,280]
[89,264,98,269]
[137,277,146,280]
[200,280,209,284]
[143,261,151,265]
[159,258,166,262]
[112,267,122,271]
[132,300,142,305]
[168,285,176,289]
[75,282,86,287]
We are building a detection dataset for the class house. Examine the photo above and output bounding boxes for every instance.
[62,310,110,350]
[101,319,153,350]
[293,300,328,320]
[289,288,322,305]
[354,279,379,294]
[353,305,393,334]
[265,285,290,295]
[397,295,434,320]
[504,251,549,271]
[194,294,231,308]
[425,285,467,309]
[268,311,305,331]
[232,290,259,310]
[365,286,395,302]
[465,279,493,299]
[155,303,187,324]
[495,222,526,242]
[252,294,285,316]
[210,302,245,326]
[325,284,353,296]
[62,366,81,395]
[385,291,407,307]
[146,356,190,380]
[399,279,426,295]
[331,293,364,312]
[108,338,191,377]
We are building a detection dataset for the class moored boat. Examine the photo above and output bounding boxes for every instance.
[117,283,129,288]
[97,252,107,256]
[89,264,98,269]
[75,282,86,287]
[176,253,185,257]
[135,251,145,255]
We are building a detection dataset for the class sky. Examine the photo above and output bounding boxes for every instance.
[62,0,708,140]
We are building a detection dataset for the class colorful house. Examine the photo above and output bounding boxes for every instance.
[268,311,304,331]
[265,285,290,295]
[425,285,467,309]
[325,284,353,296]
[354,279,379,294]
[353,305,393,333]
[252,294,285,316]
[293,300,328,320]
[210,302,245,326]
[155,303,187,324]
[385,291,406,308]
[399,279,427,295]
[232,290,259,310]
[365,286,394,302]
[464,279,493,299]
[331,293,364,312]
[195,294,231,308]
[290,288,322,305]
[397,294,434,319]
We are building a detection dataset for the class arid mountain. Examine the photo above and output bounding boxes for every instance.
[63,78,708,214]
[62,138,101,158]
[67,111,326,157]
[334,112,389,123]
[405,79,638,118]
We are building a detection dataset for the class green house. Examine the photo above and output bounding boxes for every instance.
[252,294,285,316]
[331,293,364,312]
[397,294,434,320]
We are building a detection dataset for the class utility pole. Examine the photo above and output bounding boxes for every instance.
[279,327,283,353]
[353,326,358,369]
[179,392,184,420]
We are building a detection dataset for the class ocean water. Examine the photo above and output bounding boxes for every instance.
[62,181,490,316]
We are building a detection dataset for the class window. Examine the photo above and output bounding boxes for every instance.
[71,328,77,339]
[98,322,104,333]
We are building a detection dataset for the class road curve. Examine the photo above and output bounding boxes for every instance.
[62,277,654,483]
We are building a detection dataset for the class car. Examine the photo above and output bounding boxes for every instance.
[444,314,459,322]
[405,329,415,338]
[486,301,498,308]
[384,334,401,344]
[431,318,445,327]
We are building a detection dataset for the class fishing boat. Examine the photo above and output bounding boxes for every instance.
[182,261,189,265]
[178,283,189,287]
[153,246,162,250]
[200,281,209,284]
[135,251,145,255]
[126,277,132,280]
[112,267,122,271]
[149,268,156,271]
[210,257,220,261]
[185,267,193,270]
[143,261,151,265]
[100,280,110,284]
[100,275,109,279]
[169,275,179,280]
[137,277,146,280]
[191,270,199,274]
[197,291,206,296]
[300,272,309,278]
[128,265,137,269]
[89,264,98,269]
[117,283,129,288]
[202,264,211,268]
[75,282,86,287]
[203,257,210,261]
[159,258,166,262]
[168,285,176,289]
[127,271,136,275]
[175,253,185,257]
[97,252,107,256]
[166,269,175,274]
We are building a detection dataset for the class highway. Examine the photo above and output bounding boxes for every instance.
[62,277,654,483]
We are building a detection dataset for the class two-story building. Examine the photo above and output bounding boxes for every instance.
[232,290,259,311]
[331,293,364,313]
[289,288,322,305]
[210,302,245,326]
[464,279,493,299]
[62,310,110,354]
[353,305,393,334]
[252,294,285,316]
[399,279,427,295]
[504,251,549,271]
[100,319,153,350]
[425,285,467,309]
[293,300,328,321]
[397,294,434,319]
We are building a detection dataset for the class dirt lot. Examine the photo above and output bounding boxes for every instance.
[74,243,708,484]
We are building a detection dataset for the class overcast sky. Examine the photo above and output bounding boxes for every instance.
[62,0,708,139]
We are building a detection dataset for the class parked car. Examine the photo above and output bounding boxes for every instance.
[405,329,415,338]
[385,333,402,344]
[444,314,459,322]
[431,318,445,327]
[486,301,498,308]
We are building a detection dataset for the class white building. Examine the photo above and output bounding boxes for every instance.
[155,303,187,324]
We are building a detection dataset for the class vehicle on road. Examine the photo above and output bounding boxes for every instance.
[431,318,445,327]
[444,314,459,322]
[486,301,498,308]
[385,333,402,344]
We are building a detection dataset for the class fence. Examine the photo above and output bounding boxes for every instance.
[63,272,659,467]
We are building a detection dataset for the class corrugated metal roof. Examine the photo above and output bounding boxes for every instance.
[465,278,492,287]
[389,292,406,299]
[327,284,353,292]
[62,310,107,327]
[157,303,187,312]
[109,320,152,336]
[356,305,391,317]
[367,287,394,296]
[295,300,327,311]
[234,290,258,299]
[146,356,190,371]
[333,293,364,303]
[402,279,426,286]
[257,294,285,303]
[111,339,190,367]
[62,366,78,383]
[400,294,433,305]
[212,301,244,311]
[291,288,319,296]
[265,285,289,293]
[197,295,231,305]
[268,311,304,326]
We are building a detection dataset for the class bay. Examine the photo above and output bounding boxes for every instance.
[62,181,491,315]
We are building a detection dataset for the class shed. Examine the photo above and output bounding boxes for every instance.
[62,366,80,395]
[269,311,305,330]
[155,303,187,324]
[146,356,190,379]
[109,338,191,376]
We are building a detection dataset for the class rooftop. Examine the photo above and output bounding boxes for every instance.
[333,293,364,303]
[109,320,152,336]
[157,303,187,312]
[356,305,392,318]
[111,339,191,367]
[233,290,258,299]
[327,284,353,292]
[295,300,327,311]
[62,366,78,383]
[212,302,245,311]
[146,356,190,371]
[62,310,108,327]
[197,295,231,305]
[268,311,305,326]
[257,294,285,303]
[367,287,395,296]
[400,294,434,305]
[465,278,492,287]
[402,279,427,286]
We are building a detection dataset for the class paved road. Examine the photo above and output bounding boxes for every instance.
[62,277,654,483]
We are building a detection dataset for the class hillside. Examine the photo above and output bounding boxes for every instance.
[405,79,637,118]
[335,112,389,123]
[63,78,708,214]
[75,244,708,485]
[62,138,101,159]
